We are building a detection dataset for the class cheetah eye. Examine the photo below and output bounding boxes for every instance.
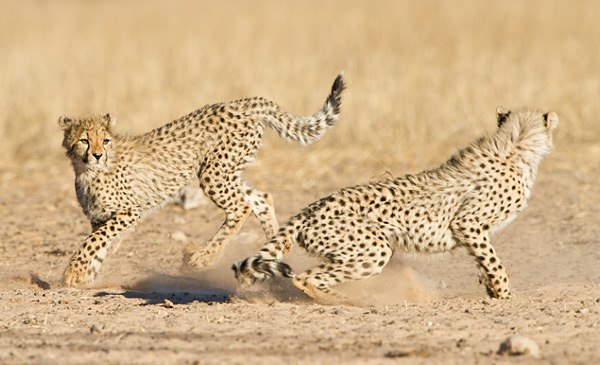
[80,138,89,145]
[103,139,111,145]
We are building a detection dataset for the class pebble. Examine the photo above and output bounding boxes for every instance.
[163,299,174,309]
[497,335,540,358]
[171,231,187,242]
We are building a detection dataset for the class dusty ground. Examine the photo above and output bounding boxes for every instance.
[1,142,599,364]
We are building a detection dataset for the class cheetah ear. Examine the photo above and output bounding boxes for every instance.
[496,106,511,128]
[543,111,558,131]
[58,116,73,130]
[103,113,116,128]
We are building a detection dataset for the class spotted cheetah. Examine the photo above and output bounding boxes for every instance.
[59,73,345,286]
[233,108,558,303]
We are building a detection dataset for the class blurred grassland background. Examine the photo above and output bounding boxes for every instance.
[1,0,599,186]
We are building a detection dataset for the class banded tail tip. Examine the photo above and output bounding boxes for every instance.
[331,71,346,95]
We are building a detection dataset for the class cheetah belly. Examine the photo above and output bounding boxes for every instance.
[129,165,197,212]
[417,228,456,253]
[392,226,456,254]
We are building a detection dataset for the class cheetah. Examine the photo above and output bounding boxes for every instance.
[59,73,345,286]
[233,108,558,303]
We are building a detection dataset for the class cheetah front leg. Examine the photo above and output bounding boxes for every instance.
[63,211,140,287]
[452,223,511,299]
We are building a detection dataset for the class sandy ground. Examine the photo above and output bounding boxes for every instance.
[1,143,600,364]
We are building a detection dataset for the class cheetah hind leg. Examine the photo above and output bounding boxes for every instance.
[291,266,352,305]
[291,227,394,304]
[183,203,252,269]
[184,164,254,270]
[240,180,279,239]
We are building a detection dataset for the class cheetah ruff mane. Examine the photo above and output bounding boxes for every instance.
[442,108,556,179]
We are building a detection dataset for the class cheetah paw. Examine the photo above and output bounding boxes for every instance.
[496,291,512,299]
[485,285,512,299]
[63,265,92,287]
[182,242,221,270]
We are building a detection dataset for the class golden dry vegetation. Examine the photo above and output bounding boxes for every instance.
[1,0,599,181]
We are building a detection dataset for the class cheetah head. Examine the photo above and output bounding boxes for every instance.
[496,106,558,155]
[58,114,116,170]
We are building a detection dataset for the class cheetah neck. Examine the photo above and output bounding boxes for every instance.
[441,130,546,193]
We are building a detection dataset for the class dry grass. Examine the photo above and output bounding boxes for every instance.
[1,0,599,185]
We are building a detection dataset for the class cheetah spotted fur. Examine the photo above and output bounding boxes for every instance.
[59,73,345,286]
[233,108,558,303]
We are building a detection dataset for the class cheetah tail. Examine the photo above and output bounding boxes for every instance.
[262,72,346,145]
[232,256,295,287]
[323,71,346,120]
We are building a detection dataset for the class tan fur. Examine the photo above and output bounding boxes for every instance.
[234,108,558,303]
[60,74,345,286]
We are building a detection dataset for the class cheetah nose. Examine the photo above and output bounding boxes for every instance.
[92,153,103,161]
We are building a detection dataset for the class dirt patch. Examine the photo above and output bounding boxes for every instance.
[1,145,600,363]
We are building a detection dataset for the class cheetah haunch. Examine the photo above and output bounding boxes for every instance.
[59,73,345,287]
[234,108,558,303]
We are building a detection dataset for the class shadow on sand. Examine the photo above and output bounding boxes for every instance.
[93,273,235,305]
[92,271,312,306]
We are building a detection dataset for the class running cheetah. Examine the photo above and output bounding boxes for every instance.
[233,108,558,302]
[59,73,345,286]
